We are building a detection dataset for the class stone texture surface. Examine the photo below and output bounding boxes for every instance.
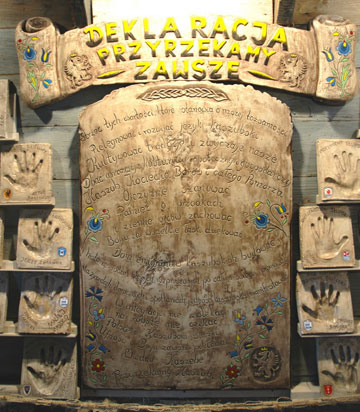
[18,272,73,334]
[296,272,354,335]
[16,208,73,270]
[79,81,293,389]
[0,79,19,142]
[0,143,53,204]
[318,337,360,396]
[21,337,77,398]
[0,273,8,333]
[317,139,360,202]
[299,206,355,268]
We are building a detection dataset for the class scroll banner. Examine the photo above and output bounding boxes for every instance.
[79,81,292,389]
[16,15,358,108]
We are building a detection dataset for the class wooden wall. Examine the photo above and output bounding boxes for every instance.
[0,0,359,393]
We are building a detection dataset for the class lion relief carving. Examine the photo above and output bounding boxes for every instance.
[64,53,92,89]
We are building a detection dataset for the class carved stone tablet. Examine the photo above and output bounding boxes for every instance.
[16,208,73,270]
[296,272,354,335]
[0,80,19,142]
[0,143,53,205]
[21,338,77,398]
[317,139,360,202]
[318,337,360,396]
[0,273,8,333]
[18,273,73,334]
[79,82,293,390]
[299,206,355,268]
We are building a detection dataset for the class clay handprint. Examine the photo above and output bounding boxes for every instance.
[322,345,359,393]
[4,150,43,190]
[23,275,63,320]
[27,344,68,394]
[22,218,60,258]
[325,151,360,192]
[302,281,340,320]
[311,216,348,260]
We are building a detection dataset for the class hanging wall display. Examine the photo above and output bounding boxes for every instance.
[15,14,358,108]
[79,81,292,389]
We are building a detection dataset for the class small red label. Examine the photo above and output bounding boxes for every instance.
[324,384,333,396]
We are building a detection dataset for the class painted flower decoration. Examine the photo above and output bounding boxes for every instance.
[244,342,253,350]
[87,344,95,352]
[42,79,52,89]
[91,359,105,372]
[85,286,103,301]
[272,292,287,307]
[229,350,239,358]
[254,305,263,316]
[235,313,246,325]
[336,39,352,56]
[86,331,96,341]
[24,46,36,61]
[256,316,274,332]
[41,48,51,63]
[275,203,287,215]
[326,76,336,86]
[225,365,240,379]
[254,213,269,229]
[322,48,335,62]
[93,309,105,321]
[99,344,110,354]
[88,216,103,233]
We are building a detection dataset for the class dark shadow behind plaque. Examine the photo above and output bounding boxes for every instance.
[79,82,292,390]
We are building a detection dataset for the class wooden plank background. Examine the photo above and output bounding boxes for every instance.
[0,0,359,392]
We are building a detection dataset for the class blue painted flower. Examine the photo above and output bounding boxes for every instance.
[271,292,287,307]
[87,343,95,352]
[254,305,263,316]
[93,309,105,321]
[336,39,352,56]
[85,286,103,301]
[322,48,335,62]
[256,316,273,332]
[326,76,336,86]
[275,203,287,215]
[229,350,239,358]
[99,344,110,354]
[235,313,246,325]
[254,213,269,229]
[24,46,36,61]
[88,216,103,233]
[41,48,51,63]
[42,79,52,89]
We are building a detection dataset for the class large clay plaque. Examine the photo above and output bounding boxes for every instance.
[79,82,292,389]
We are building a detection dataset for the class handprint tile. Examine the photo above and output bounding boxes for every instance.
[0,143,53,204]
[318,338,360,396]
[296,272,354,334]
[300,206,355,268]
[317,139,360,201]
[21,338,77,398]
[18,273,73,334]
[16,208,73,270]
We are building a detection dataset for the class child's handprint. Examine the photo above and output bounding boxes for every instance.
[322,344,359,393]
[325,151,360,193]
[22,218,60,258]
[302,281,340,320]
[4,150,43,191]
[311,215,348,260]
[23,275,63,320]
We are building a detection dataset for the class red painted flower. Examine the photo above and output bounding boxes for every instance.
[92,359,105,372]
[225,365,240,379]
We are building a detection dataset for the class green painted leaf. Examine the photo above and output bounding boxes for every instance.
[244,353,250,359]
[341,58,349,63]
[91,378,97,383]
[282,218,287,225]
[266,200,271,207]
[94,351,100,356]
[236,358,240,362]
[261,325,266,330]
[91,303,97,308]
[85,229,89,234]
[220,375,224,383]
[90,236,98,242]
[265,302,268,309]
[277,311,283,315]
[247,322,251,329]
[259,334,266,339]
[103,375,107,381]
[247,336,253,341]
[331,68,337,76]
[40,72,45,79]
[267,228,274,232]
